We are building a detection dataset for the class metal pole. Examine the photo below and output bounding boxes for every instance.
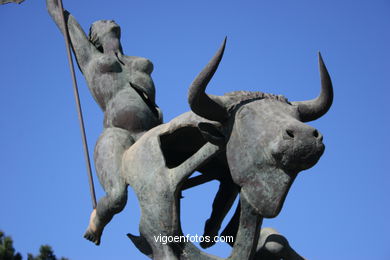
[56,0,97,209]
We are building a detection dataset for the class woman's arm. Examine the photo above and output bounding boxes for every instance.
[46,0,97,72]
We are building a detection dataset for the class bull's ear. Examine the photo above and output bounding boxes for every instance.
[198,122,225,146]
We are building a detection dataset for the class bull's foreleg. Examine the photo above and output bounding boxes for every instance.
[171,142,221,187]
[200,178,238,248]
[228,196,263,260]
[181,157,239,249]
[220,202,240,246]
[221,207,307,260]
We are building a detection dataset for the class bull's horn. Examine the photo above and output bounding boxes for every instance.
[188,37,229,122]
[292,52,333,122]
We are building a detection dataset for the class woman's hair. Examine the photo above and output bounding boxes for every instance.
[89,21,103,52]
[88,20,121,53]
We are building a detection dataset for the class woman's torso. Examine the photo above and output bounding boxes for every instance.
[84,53,162,134]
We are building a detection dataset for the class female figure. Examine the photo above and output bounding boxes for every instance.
[47,0,162,245]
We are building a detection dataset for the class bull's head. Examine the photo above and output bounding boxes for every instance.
[188,38,333,218]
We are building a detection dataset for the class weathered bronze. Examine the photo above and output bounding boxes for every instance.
[122,39,332,259]
[46,0,162,246]
[47,2,333,259]
[0,0,24,4]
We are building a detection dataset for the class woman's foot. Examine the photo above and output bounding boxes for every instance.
[84,209,103,245]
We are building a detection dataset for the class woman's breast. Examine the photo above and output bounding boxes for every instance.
[87,55,156,111]
[132,57,154,74]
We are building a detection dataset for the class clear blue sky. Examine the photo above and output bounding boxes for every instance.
[1,0,389,259]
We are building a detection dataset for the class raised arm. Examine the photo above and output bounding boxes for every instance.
[46,0,97,72]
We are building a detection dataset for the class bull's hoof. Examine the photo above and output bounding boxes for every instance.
[200,220,219,249]
[200,239,215,249]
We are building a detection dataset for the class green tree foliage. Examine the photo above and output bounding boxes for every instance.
[0,231,68,260]
[0,231,22,260]
[27,245,68,260]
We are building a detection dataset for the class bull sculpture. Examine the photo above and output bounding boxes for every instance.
[121,38,333,260]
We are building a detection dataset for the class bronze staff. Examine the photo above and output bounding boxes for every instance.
[56,0,97,209]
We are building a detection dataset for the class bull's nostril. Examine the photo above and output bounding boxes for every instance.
[313,130,319,138]
[286,129,294,138]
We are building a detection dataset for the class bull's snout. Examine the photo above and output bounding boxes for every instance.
[271,123,324,172]
[284,125,323,142]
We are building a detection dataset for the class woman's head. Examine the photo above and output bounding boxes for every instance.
[89,20,121,53]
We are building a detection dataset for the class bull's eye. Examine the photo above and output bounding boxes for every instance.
[313,130,319,138]
[286,129,295,138]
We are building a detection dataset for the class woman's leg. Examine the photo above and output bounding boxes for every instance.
[84,127,134,245]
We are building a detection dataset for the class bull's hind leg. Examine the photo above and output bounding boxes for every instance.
[84,127,134,245]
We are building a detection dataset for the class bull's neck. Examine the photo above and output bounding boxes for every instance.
[228,196,263,260]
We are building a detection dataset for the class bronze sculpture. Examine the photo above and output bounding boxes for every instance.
[47,0,163,246]
[122,39,332,259]
[47,2,333,258]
